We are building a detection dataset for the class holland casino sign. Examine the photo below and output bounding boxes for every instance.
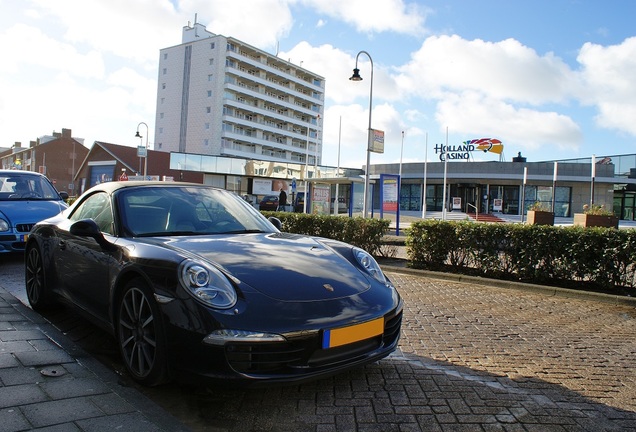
[434,138,503,161]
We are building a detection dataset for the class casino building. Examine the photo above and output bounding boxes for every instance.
[169,149,636,221]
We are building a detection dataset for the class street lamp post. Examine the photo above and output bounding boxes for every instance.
[304,124,310,214]
[590,154,596,205]
[399,130,405,212]
[552,161,558,213]
[349,51,374,218]
[135,122,149,179]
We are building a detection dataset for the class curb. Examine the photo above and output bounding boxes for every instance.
[379,262,636,307]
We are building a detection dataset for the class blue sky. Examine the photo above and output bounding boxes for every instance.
[1,0,635,170]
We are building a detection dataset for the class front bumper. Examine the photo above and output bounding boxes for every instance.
[0,231,29,253]
[165,302,403,386]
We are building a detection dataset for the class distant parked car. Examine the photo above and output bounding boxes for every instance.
[259,195,279,211]
[0,170,68,254]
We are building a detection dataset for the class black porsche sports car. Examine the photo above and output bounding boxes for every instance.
[25,182,402,386]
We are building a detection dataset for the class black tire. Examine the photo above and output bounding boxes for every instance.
[25,244,57,311]
[116,278,168,386]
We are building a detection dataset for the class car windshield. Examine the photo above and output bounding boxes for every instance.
[0,173,62,201]
[117,185,278,237]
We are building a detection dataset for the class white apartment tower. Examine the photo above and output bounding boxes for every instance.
[154,21,325,165]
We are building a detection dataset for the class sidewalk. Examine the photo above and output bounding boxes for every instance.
[0,287,190,432]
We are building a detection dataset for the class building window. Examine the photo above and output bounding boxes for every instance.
[210,42,215,49]
[207,90,212,97]
[163,53,168,60]
[208,74,213,81]
[206,107,211,113]
[204,139,209,146]
[160,98,164,104]
[205,123,210,129]
[160,113,164,119]
[159,127,163,134]
[162,83,166,89]
[162,68,167,75]
[209,58,214,65]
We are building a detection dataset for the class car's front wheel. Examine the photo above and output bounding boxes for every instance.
[116,278,168,386]
[25,244,57,311]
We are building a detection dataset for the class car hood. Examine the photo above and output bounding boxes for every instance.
[0,200,67,225]
[156,233,371,302]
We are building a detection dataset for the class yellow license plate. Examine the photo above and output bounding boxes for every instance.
[322,317,384,349]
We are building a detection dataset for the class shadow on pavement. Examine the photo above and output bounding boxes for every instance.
[38,305,636,431]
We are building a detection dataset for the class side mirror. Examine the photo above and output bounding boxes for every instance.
[59,191,69,200]
[70,218,115,250]
[268,216,282,231]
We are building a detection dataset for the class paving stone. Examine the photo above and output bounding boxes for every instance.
[40,376,111,399]
[0,365,42,385]
[88,393,138,415]
[21,397,106,428]
[13,349,74,367]
[27,423,81,432]
[1,340,39,356]
[0,406,32,432]
[0,383,48,409]
[0,330,49,343]
[0,353,19,368]
[76,412,164,432]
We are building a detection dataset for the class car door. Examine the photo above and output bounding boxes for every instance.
[55,192,114,323]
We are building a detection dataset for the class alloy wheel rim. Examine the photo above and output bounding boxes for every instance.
[25,248,42,303]
[119,287,157,378]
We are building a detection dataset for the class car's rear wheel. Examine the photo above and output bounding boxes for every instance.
[116,278,168,386]
[25,244,57,311]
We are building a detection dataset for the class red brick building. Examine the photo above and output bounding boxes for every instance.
[0,128,88,194]
[73,141,203,195]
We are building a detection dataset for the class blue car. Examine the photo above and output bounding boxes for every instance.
[0,170,68,254]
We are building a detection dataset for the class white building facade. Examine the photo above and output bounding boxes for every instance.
[155,21,325,165]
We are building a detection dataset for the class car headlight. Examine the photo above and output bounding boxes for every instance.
[179,260,237,309]
[0,218,8,232]
[353,247,393,288]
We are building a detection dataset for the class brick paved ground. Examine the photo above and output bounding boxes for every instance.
[2,255,635,431]
[137,270,636,432]
[391,271,636,431]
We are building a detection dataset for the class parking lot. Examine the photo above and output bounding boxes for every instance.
[1,255,635,431]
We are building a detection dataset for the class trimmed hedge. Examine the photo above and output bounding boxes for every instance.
[407,220,636,293]
[261,211,390,256]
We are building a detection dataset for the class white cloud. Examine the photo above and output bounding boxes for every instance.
[280,42,401,106]
[179,0,294,51]
[435,92,582,152]
[577,37,636,135]
[0,23,104,77]
[302,0,428,36]
[397,35,577,104]
[30,0,179,65]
